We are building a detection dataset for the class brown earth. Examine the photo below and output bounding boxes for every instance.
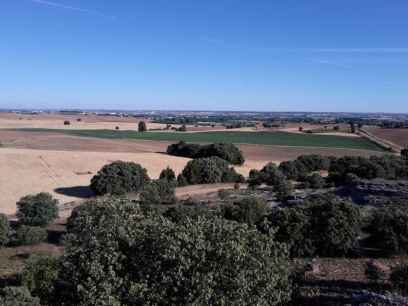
[365,127,408,148]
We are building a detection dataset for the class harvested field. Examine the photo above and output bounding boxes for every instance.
[0,148,192,215]
[0,112,167,131]
[365,127,408,148]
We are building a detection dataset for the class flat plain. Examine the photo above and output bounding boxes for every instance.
[0,113,387,215]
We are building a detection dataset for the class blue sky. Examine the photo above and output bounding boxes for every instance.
[1,0,407,112]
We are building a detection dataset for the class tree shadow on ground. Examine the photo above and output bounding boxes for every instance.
[54,186,95,199]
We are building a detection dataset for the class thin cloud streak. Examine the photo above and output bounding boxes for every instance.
[201,37,408,53]
[29,0,116,19]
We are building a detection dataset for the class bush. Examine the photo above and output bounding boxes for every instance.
[180,156,243,185]
[167,142,245,165]
[303,173,326,189]
[14,226,47,246]
[21,254,59,303]
[167,141,201,158]
[138,121,147,132]
[367,207,408,255]
[159,166,176,181]
[223,196,268,225]
[58,198,292,305]
[0,214,10,247]
[90,161,150,195]
[63,120,70,125]
[390,264,408,295]
[0,287,40,306]
[195,143,245,165]
[266,195,361,257]
[275,179,294,201]
[140,179,176,205]
[16,193,58,226]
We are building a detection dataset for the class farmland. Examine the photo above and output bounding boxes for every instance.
[16,128,385,151]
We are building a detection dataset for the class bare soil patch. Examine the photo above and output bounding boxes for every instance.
[366,127,408,148]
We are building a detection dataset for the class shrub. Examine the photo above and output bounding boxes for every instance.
[195,143,245,165]
[167,142,245,165]
[21,254,59,303]
[390,264,408,295]
[0,214,10,247]
[0,287,40,306]
[275,179,294,201]
[223,196,268,225]
[58,198,292,305]
[247,169,264,187]
[176,174,189,187]
[159,166,176,181]
[180,156,243,185]
[402,148,408,160]
[167,141,201,158]
[63,120,70,125]
[14,226,47,246]
[138,121,147,132]
[140,179,176,205]
[278,160,307,180]
[90,161,150,195]
[16,193,58,226]
[303,173,326,189]
[367,207,408,255]
[266,195,361,257]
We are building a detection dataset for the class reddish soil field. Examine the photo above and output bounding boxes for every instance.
[366,127,408,148]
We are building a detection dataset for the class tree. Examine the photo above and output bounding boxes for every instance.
[402,148,408,160]
[167,142,245,165]
[21,254,59,304]
[350,122,356,133]
[0,287,40,306]
[195,143,245,165]
[13,226,47,246]
[303,173,326,189]
[180,156,243,185]
[57,198,292,305]
[138,121,147,132]
[367,207,408,255]
[140,179,176,205]
[275,179,294,202]
[222,196,268,225]
[16,193,58,226]
[0,214,10,247]
[390,264,408,295]
[159,166,176,181]
[265,195,361,257]
[90,161,150,195]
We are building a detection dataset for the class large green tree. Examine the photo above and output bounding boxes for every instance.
[16,193,58,227]
[56,197,292,306]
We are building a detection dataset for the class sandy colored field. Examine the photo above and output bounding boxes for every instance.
[365,127,408,148]
[0,148,189,215]
[0,112,168,131]
[0,147,259,215]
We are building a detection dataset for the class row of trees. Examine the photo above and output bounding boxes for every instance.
[167,141,245,165]
[90,158,244,198]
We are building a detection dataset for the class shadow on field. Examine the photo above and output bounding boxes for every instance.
[54,186,95,198]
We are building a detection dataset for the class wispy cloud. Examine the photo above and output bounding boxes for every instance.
[201,37,408,54]
[311,59,352,68]
[29,0,116,19]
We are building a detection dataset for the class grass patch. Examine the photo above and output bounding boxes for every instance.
[17,128,385,151]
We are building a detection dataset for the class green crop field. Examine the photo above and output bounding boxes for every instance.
[16,128,386,151]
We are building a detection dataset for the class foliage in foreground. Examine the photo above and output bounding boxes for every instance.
[57,197,291,306]
[0,286,40,306]
[367,207,408,255]
[265,195,361,257]
[390,264,408,295]
[0,214,10,247]
[90,161,150,195]
[139,179,177,205]
[16,193,59,227]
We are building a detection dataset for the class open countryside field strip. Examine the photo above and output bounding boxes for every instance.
[17,128,385,151]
